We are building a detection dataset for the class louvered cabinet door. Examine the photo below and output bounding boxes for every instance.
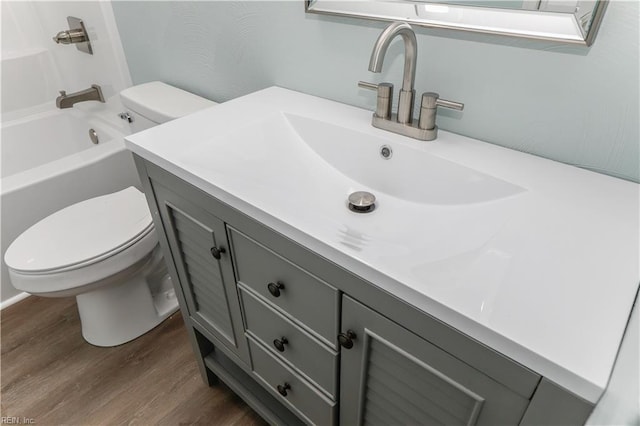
[339,296,529,426]
[153,183,250,367]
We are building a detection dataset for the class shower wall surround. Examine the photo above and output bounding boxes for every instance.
[2,1,131,112]
[112,1,639,183]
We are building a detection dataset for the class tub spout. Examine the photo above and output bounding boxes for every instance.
[56,84,105,109]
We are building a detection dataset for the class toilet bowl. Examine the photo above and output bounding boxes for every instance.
[4,82,217,347]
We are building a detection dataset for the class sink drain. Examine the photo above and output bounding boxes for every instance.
[348,191,376,213]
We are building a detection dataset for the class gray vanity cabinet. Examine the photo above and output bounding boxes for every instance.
[339,296,529,426]
[152,183,251,368]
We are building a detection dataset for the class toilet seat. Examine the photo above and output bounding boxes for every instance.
[5,187,153,274]
[8,228,159,298]
[4,187,159,297]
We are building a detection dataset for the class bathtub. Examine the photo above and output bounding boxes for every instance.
[1,105,141,308]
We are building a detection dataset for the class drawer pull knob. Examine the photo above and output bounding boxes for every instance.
[273,337,288,352]
[210,246,226,260]
[338,330,357,349]
[277,382,291,397]
[267,281,285,297]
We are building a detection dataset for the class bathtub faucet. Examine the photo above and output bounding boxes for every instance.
[56,84,105,109]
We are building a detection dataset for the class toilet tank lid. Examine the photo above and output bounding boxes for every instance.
[4,187,153,273]
[120,81,217,124]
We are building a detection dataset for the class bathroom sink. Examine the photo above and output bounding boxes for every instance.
[160,95,529,268]
[283,113,525,205]
[176,111,525,208]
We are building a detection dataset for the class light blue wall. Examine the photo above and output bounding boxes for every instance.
[112,1,639,182]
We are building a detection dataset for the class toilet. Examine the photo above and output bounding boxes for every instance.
[4,82,217,347]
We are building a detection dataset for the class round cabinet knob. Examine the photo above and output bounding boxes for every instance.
[267,281,285,297]
[273,337,288,352]
[338,330,357,349]
[277,382,291,397]
[210,246,226,260]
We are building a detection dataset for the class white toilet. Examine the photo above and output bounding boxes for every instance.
[4,82,217,347]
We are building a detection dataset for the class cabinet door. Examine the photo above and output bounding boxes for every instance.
[339,296,529,426]
[153,183,250,366]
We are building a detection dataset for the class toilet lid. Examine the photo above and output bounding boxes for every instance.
[5,187,153,273]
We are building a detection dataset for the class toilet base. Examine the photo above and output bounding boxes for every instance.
[76,248,179,347]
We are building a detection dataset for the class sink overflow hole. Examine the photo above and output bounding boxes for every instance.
[380,145,392,159]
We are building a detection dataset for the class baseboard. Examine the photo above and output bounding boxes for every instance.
[1,292,30,310]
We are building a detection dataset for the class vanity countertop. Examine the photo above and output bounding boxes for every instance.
[125,87,639,403]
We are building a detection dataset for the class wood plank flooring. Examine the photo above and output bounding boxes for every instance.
[1,296,267,425]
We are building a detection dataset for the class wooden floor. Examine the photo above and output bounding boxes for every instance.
[1,296,267,425]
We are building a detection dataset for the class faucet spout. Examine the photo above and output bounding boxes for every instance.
[369,22,417,93]
[56,84,105,109]
[368,22,417,124]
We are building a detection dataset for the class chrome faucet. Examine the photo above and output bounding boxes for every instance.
[359,22,464,141]
[368,22,417,124]
[56,84,105,109]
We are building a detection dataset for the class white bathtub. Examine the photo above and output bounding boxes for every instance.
[1,105,141,308]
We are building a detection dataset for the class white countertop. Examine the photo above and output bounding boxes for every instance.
[126,87,639,403]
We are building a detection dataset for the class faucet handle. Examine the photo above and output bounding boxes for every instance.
[58,90,66,97]
[358,81,378,91]
[421,92,464,111]
[358,81,394,119]
[437,98,464,111]
[419,92,464,131]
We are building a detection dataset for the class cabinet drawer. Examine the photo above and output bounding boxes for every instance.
[248,336,336,426]
[228,227,339,348]
[240,285,338,399]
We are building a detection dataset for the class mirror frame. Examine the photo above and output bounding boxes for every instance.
[305,0,608,46]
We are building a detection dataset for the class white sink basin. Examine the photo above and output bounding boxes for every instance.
[176,110,525,210]
[284,113,525,205]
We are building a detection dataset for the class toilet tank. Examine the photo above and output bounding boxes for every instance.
[119,81,217,133]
